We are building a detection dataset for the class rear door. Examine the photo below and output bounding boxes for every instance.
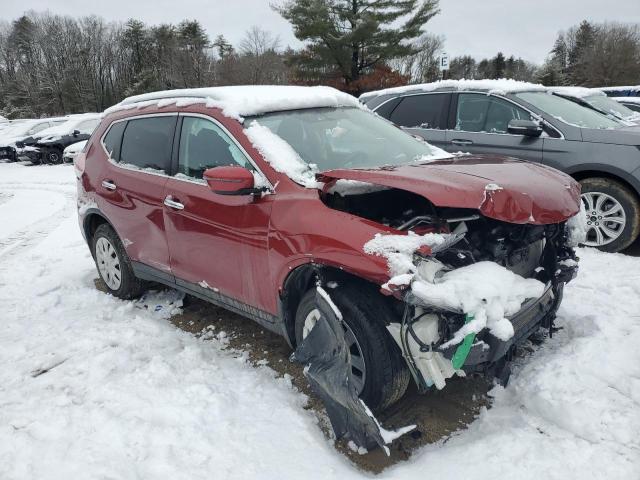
[96,114,177,276]
[384,93,450,149]
[162,114,275,313]
[444,93,543,161]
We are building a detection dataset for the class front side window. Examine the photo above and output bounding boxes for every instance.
[177,117,252,179]
[29,123,50,135]
[120,116,176,173]
[515,91,623,130]
[455,94,531,133]
[389,94,447,129]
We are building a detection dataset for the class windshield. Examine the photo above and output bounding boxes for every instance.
[515,91,624,129]
[248,107,449,171]
[583,94,638,121]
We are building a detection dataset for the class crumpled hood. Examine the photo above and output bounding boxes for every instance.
[318,155,581,225]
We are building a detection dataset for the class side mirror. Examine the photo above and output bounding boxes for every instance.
[508,119,543,137]
[203,166,259,195]
[73,129,80,137]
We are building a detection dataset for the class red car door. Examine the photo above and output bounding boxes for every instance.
[95,115,177,275]
[163,114,275,314]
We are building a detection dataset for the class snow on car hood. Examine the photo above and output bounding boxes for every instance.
[318,155,581,225]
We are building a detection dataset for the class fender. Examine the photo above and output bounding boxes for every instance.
[565,163,640,197]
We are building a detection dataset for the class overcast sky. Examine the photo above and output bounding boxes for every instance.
[3,0,640,64]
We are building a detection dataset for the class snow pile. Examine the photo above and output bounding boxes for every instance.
[365,232,545,345]
[244,120,320,188]
[364,231,449,277]
[360,78,546,101]
[567,202,588,247]
[412,262,546,346]
[326,179,389,196]
[106,85,361,121]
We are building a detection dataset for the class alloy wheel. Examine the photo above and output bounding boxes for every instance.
[95,237,122,290]
[303,308,367,394]
[581,191,626,247]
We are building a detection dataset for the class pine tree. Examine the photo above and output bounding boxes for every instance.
[275,0,440,94]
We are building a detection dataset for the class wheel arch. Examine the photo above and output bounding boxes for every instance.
[568,167,640,201]
[82,208,118,254]
[278,262,392,348]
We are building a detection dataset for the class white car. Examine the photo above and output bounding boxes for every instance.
[63,140,88,163]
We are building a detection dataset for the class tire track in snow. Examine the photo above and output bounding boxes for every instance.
[0,186,76,261]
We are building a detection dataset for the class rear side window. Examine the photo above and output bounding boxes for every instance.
[120,117,176,173]
[102,121,126,160]
[389,94,447,129]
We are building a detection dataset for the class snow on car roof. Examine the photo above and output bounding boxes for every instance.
[359,79,547,101]
[104,86,362,120]
[548,86,605,99]
[597,85,640,93]
[613,96,640,104]
[37,113,101,138]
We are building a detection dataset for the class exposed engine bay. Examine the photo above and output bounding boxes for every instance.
[322,185,581,392]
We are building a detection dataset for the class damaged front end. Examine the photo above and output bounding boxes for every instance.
[389,214,580,392]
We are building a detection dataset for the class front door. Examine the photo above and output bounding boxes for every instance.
[444,93,544,162]
[162,115,274,313]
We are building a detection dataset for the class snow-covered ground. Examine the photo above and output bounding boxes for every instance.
[0,163,638,479]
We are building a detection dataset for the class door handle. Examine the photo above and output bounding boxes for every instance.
[101,180,117,191]
[164,196,185,210]
[451,139,473,146]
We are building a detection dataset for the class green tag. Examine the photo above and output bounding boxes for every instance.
[451,314,476,370]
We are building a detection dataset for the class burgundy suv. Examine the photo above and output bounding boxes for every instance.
[77,86,582,412]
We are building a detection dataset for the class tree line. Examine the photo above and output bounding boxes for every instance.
[0,1,639,119]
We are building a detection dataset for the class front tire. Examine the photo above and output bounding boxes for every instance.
[92,224,145,299]
[295,285,410,412]
[44,147,63,165]
[580,177,640,252]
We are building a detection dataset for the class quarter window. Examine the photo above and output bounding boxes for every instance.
[103,121,126,161]
[390,94,447,129]
[120,116,176,173]
[177,116,251,179]
[456,94,531,133]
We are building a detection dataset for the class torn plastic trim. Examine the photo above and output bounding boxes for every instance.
[291,287,415,453]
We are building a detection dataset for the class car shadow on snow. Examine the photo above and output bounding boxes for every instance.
[94,278,492,473]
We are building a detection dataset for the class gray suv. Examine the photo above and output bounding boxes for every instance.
[361,81,640,252]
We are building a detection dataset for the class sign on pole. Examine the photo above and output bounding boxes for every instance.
[439,52,449,71]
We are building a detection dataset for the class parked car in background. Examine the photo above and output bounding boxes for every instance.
[361,79,640,252]
[76,86,581,413]
[613,97,640,113]
[599,85,640,98]
[63,140,88,163]
[17,113,100,164]
[0,118,64,162]
[549,86,640,125]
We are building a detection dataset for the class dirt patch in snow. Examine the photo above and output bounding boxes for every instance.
[94,278,490,473]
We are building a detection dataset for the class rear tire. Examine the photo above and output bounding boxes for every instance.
[295,285,410,412]
[580,177,640,252]
[92,223,145,299]
[45,147,63,165]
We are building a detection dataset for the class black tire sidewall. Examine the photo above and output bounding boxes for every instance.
[92,224,143,299]
[295,286,409,412]
[580,178,640,252]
